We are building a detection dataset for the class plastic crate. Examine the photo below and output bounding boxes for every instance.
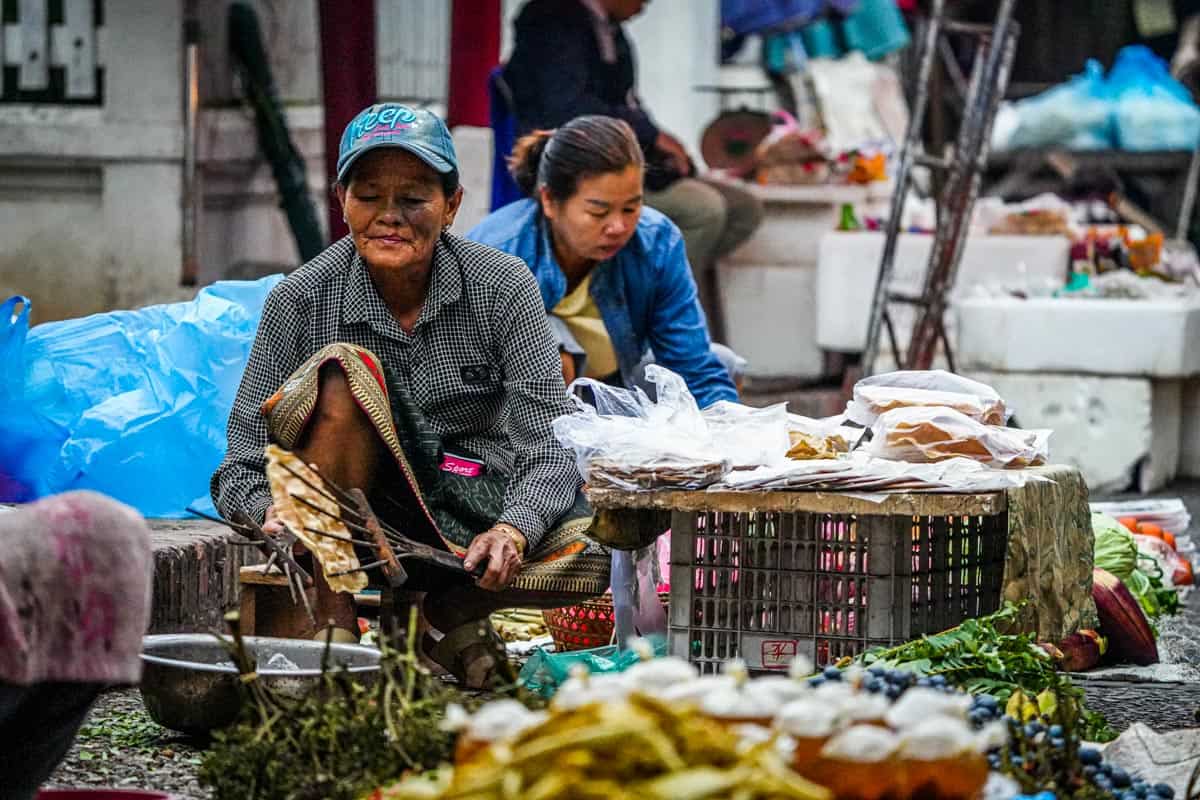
[668,506,1009,673]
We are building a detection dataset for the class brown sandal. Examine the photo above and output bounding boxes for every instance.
[424,619,517,690]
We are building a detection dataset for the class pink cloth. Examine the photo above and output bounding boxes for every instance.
[0,491,152,685]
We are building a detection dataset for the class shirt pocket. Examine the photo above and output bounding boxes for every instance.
[423,343,504,411]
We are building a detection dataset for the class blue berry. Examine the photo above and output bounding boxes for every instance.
[1112,768,1132,788]
[1025,722,1043,737]
[968,710,985,726]
[1132,782,1148,793]
[977,695,999,710]
[1010,755,1024,768]
[1048,724,1064,738]
[885,685,903,700]
[1049,737,1066,750]
[1134,786,1148,799]
[930,675,947,688]
[865,678,884,694]
[1079,747,1103,765]
[809,676,827,688]
[1155,785,1175,799]
[888,670,910,686]
[1096,778,1113,792]
[917,677,932,688]
[1084,766,1099,779]
[824,666,842,681]
[868,665,887,677]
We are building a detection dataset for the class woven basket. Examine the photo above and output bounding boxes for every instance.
[543,592,670,652]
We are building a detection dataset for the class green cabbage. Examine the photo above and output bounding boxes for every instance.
[1092,512,1162,617]
[1093,512,1138,578]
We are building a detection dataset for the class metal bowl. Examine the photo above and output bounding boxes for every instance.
[36,792,174,799]
[140,634,381,735]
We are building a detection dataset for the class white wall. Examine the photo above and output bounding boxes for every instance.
[0,0,730,322]
[0,0,191,324]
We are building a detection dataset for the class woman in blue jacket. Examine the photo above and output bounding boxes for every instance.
[467,115,740,409]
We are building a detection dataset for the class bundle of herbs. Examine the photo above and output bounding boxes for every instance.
[851,603,1116,742]
[199,611,471,800]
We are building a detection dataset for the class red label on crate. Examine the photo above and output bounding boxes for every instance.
[760,640,798,670]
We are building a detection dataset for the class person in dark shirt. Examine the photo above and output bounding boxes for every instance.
[503,0,763,341]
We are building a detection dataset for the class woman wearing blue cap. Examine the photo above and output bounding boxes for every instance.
[212,104,608,688]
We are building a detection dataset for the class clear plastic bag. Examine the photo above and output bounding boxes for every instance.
[974,193,1074,236]
[554,366,732,490]
[700,400,791,468]
[865,406,1049,468]
[846,370,1007,427]
[785,413,860,460]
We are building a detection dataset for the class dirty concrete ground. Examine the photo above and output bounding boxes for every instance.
[44,481,1200,796]
[46,687,209,798]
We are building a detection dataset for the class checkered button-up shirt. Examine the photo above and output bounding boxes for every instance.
[211,233,581,548]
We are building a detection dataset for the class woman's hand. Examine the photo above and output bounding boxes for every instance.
[560,349,577,386]
[655,131,692,177]
[464,526,525,591]
[262,504,306,556]
[263,504,284,536]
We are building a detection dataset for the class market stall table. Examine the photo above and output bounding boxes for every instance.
[587,464,1095,672]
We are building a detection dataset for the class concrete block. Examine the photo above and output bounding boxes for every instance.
[1179,377,1200,478]
[725,201,840,267]
[966,371,1181,494]
[718,261,823,380]
[956,297,1200,378]
[816,232,1070,352]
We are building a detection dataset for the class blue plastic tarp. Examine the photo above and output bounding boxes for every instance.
[0,275,283,517]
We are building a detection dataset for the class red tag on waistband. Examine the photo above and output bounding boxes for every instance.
[441,453,484,477]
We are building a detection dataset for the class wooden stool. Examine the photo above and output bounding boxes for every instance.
[238,564,397,639]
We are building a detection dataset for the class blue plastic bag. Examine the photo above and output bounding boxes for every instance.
[1008,60,1115,150]
[1109,45,1200,151]
[518,637,668,698]
[721,0,827,37]
[0,297,69,501]
[0,275,283,516]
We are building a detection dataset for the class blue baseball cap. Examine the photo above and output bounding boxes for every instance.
[336,103,458,183]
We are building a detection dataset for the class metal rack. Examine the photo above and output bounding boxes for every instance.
[862,0,1019,375]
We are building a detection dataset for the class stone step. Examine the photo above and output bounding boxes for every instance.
[148,519,261,634]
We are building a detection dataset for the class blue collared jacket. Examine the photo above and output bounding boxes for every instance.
[467,200,737,409]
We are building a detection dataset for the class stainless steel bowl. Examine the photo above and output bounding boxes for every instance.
[140,634,381,735]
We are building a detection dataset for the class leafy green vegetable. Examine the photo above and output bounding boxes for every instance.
[1093,512,1180,619]
[1093,513,1138,577]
